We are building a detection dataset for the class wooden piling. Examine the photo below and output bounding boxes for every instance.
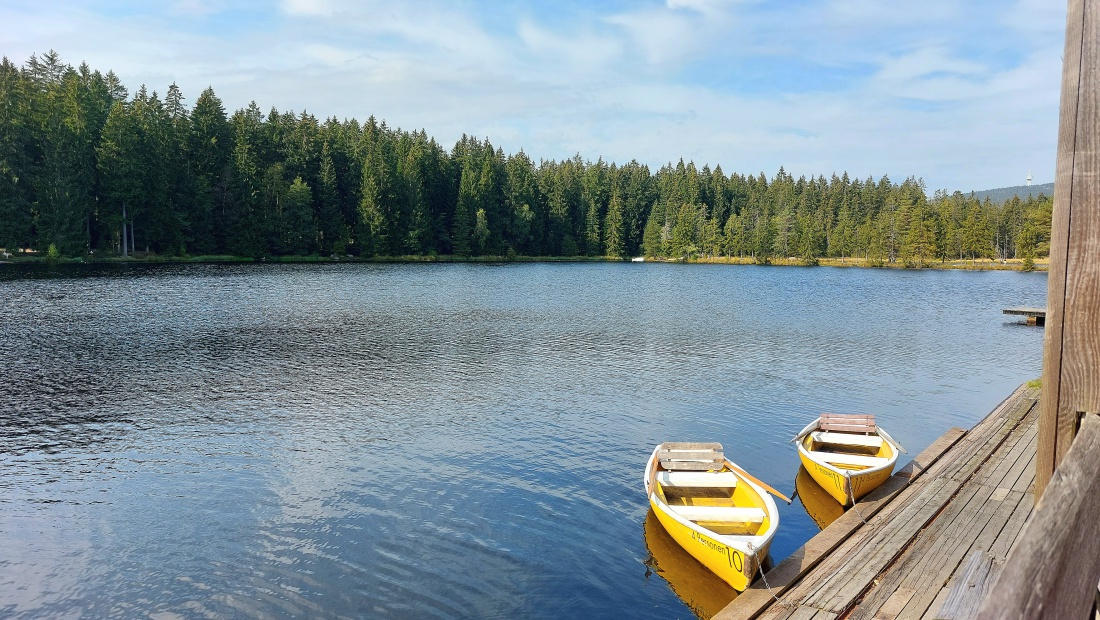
[1036,0,1100,499]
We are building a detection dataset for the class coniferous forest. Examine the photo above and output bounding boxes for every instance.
[0,52,1054,266]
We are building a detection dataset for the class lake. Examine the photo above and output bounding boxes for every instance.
[0,262,1047,619]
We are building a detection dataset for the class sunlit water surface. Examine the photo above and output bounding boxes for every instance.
[0,262,1046,619]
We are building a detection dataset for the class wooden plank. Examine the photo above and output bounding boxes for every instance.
[806,451,888,467]
[657,470,739,487]
[805,480,961,613]
[987,491,1034,560]
[894,485,1020,619]
[944,397,1037,483]
[923,587,953,620]
[821,414,875,422]
[851,405,1041,620]
[670,505,765,523]
[934,551,1000,620]
[713,427,967,620]
[809,397,1039,615]
[820,414,876,433]
[849,479,1012,616]
[875,586,918,619]
[976,414,1100,619]
[659,441,723,450]
[1002,307,1046,317]
[1036,0,1100,499]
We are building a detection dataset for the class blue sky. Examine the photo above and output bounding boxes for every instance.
[1,0,1067,192]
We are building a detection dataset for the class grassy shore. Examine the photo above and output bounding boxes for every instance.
[685,255,1049,271]
[0,251,1049,271]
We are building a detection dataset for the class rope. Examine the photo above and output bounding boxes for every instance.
[846,474,870,524]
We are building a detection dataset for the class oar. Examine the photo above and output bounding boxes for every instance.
[790,417,821,444]
[726,461,792,504]
[875,428,910,452]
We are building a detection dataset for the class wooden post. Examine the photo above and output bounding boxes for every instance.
[1036,0,1100,500]
[975,414,1100,619]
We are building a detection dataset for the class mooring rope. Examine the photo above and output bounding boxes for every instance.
[846,474,870,524]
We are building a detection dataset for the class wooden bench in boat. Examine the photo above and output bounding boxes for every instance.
[819,413,876,434]
[808,451,888,467]
[658,442,725,471]
[670,504,766,523]
[657,471,739,488]
[811,431,883,449]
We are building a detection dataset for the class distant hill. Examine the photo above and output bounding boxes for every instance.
[963,182,1054,204]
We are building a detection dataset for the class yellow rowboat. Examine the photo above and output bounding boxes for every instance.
[644,442,779,591]
[793,413,905,506]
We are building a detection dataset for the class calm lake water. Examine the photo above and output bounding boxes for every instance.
[0,262,1046,619]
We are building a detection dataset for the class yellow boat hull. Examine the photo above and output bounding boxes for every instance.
[798,447,894,506]
[648,494,765,592]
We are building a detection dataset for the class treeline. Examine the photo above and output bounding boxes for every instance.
[0,52,1053,265]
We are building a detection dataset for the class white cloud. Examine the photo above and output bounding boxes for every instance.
[280,0,337,16]
[0,0,1067,190]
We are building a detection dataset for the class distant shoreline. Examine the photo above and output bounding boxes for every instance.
[0,254,1049,272]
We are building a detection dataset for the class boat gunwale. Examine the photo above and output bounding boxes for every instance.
[796,424,900,480]
[644,445,779,553]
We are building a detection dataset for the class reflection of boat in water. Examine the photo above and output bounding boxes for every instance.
[794,414,903,506]
[795,465,844,530]
[643,508,738,619]
[644,442,779,591]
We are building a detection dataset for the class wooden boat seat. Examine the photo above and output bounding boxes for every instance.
[670,505,766,523]
[809,451,888,467]
[657,471,739,488]
[811,431,883,449]
[819,413,876,433]
[658,442,725,471]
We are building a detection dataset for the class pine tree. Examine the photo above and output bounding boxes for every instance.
[603,186,625,258]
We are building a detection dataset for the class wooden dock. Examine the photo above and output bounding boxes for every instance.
[1002,308,1046,326]
[716,385,1040,620]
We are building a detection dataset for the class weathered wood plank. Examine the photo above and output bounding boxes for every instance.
[1036,0,1100,498]
[1002,307,1047,318]
[894,485,1021,619]
[713,427,967,620]
[987,491,1034,560]
[934,551,1000,620]
[975,414,1100,619]
[880,493,992,617]
[820,413,876,433]
[850,401,1040,620]
[807,480,961,612]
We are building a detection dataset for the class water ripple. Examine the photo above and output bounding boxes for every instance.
[0,262,1046,618]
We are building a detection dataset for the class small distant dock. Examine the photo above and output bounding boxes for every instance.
[1002,307,1046,326]
[717,386,1041,620]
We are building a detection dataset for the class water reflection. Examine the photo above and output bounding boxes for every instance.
[794,466,845,531]
[643,509,738,619]
[0,262,1047,619]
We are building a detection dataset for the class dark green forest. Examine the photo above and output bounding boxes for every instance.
[0,52,1053,266]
